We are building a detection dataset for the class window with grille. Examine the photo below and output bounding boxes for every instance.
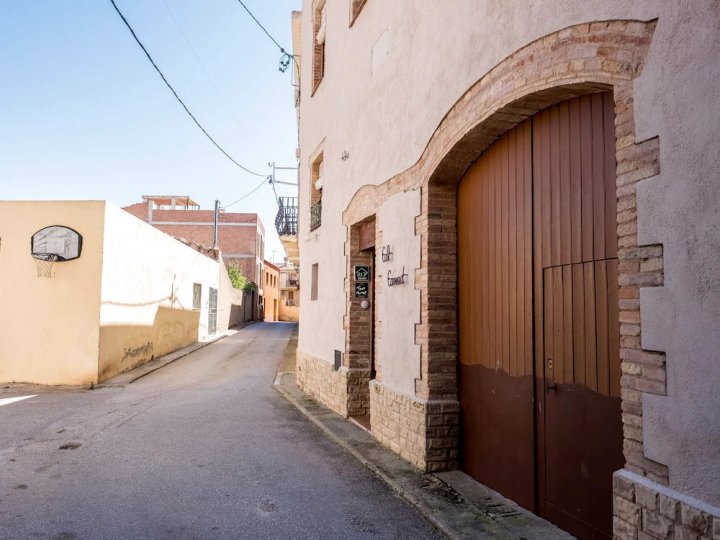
[310,152,324,231]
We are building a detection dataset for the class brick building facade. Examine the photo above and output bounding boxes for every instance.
[293,2,720,539]
[124,196,266,318]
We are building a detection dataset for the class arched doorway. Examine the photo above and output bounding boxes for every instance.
[458,92,623,539]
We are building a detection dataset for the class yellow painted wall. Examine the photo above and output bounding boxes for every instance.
[279,302,299,322]
[98,205,220,382]
[0,201,105,385]
[263,264,280,322]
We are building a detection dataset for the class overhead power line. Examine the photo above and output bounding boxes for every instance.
[235,0,297,72]
[160,0,252,143]
[109,0,265,177]
[222,176,269,210]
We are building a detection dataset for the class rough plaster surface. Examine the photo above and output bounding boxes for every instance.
[297,0,657,367]
[101,204,218,333]
[631,2,720,505]
[297,0,720,505]
[376,189,421,395]
[0,201,105,385]
[99,204,220,380]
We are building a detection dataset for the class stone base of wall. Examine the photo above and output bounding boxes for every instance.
[296,350,370,418]
[613,469,720,540]
[369,380,458,472]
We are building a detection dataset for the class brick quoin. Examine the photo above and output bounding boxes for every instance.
[338,20,666,486]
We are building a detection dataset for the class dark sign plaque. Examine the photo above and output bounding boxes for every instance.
[354,265,370,282]
[354,283,369,298]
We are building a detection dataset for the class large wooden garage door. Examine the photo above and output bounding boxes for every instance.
[458,92,623,539]
[458,121,534,509]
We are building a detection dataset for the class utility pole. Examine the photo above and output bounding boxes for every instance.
[213,199,220,249]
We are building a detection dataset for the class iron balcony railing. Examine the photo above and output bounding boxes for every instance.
[310,199,322,231]
[275,196,298,236]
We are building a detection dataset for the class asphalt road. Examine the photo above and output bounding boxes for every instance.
[0,322,441,539]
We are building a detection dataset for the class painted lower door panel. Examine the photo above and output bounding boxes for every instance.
[458,120,534,510]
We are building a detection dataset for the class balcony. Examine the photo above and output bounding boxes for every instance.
[275,196,298,236]
[275,197,299,265]
[281,276,299,290]
[310,199,322,231]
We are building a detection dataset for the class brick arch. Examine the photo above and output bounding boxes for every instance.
[344,20,666,479]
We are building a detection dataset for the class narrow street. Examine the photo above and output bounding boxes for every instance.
[0,323,440,539]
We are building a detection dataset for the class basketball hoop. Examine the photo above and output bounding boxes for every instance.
[29,225,84,279]
[33,253,58,278]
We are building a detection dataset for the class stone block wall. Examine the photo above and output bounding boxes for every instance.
[297,350,349,416]
[369,380,459,472]
[613,471,720,540]
[296,350,371,418]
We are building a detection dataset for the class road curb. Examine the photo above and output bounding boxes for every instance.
[274,376,513,539]
[101,331,233,387]
[272,379,452,539]
[274,372,572,540]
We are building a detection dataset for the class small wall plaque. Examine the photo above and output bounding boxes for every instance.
[354,265,370,282]
[354,282,369,298]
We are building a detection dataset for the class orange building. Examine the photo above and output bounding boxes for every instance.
[262,260,279,322]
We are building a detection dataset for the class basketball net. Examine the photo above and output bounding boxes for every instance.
[35,254,58,278]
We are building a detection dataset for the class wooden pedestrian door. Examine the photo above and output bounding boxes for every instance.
[458,92,623,539]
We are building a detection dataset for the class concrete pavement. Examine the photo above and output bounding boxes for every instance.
[0,322,440,539]
[274,329,572,540]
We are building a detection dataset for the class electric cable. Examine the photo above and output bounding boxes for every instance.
[222,176,268,210]
[109,0,266,177]
[235,0,298,71]
[160,0,252,142]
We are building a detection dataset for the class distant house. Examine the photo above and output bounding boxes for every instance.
[262,260,279,322]
[278,261,299,322]
[124,195,266,320]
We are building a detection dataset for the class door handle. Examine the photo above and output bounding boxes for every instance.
[545,358,557,391]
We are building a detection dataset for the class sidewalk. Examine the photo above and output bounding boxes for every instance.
[273,336,572,539]
[101,327,239,387]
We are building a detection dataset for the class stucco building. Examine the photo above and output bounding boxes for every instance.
[292,2,720,539]
[0,201,246,386]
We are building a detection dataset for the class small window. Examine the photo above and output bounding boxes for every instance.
[193,283,202,310]
[312,0,326,95]
[349,0,366,26]
[311,263,319,300]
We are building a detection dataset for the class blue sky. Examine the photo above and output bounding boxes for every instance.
[0,0,300,262]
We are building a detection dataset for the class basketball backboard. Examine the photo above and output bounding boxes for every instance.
[31,226,83,261]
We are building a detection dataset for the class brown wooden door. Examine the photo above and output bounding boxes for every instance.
[458,92,622,538]
[533,93,623,539]
[458,121,535,510]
